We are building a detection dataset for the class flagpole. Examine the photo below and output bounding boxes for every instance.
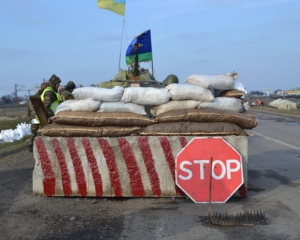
[118,18,125,71]
[151,59,154,77]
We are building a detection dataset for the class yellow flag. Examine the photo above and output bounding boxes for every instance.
[98,0,126,16]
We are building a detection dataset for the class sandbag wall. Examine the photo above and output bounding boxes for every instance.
[38,72,258,137]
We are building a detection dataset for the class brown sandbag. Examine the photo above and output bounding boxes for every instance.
[155,108,258,129]
[219,89,245,98]
[38,124,141,137]
[50,111,154,127]
[140,122,252,136]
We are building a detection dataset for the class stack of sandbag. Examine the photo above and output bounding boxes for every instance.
[142,72,256,137]
[141,108,257,136]
[150,83,214,116]
[184,71,247,112]
[39,111,155,137]
[40,86,169,137]
[38,73,257,138]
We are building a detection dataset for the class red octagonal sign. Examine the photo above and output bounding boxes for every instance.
[176,137,243,203]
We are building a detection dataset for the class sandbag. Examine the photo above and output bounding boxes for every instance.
[151,100,201,116]
[50,111,154,127]
[140,122,251,136]
[121,87,171,105]
[219,89,245,98]
[15,123,31,138]
[166,84,214,101]
[72,86,124,102]
[199,97,244,112]
[38,124,141,137]
[184,72,238,90]
[234,81,247,94]
[98,102,147,115]
[55,100,74,114]
[55,99,101,114]
[0,130,14,142]
[155,108,258,129]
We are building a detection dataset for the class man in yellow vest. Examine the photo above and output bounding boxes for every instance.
[41,74,62,122]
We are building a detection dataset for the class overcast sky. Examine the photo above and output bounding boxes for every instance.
[0,0,299,97]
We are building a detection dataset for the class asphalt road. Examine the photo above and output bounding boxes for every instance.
[1,110,300,240]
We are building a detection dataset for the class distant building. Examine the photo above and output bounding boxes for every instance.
[283,90,300,98]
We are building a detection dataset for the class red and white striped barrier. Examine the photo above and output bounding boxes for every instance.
[33,136,248,198]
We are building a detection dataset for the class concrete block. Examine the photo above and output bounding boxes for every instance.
[33,136,248,198]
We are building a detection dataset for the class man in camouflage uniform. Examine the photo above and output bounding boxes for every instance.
[41,74,62,119]
[60,81,76,102]
[28,82,49,152]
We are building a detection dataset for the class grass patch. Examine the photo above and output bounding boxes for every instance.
[0,118,30,131]
[0,136,30,157]
[250,106,300,116]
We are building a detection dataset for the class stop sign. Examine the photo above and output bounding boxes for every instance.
[176,137,243,203]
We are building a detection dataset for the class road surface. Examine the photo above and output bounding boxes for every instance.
[1,110,300,240]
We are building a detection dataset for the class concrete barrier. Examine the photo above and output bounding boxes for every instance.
[33,136,248,198]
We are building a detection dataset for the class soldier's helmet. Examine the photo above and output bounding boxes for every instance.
[163,74,179,86]
[65,81,76,90]
[49,74,61,85]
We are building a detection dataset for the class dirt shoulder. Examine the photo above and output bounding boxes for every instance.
[250,107,300,122]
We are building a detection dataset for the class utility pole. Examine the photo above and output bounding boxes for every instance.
[15,84,18,104]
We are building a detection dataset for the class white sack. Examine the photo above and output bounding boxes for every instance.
[166,84,214,102]
[21,123,31,136]
[55,100,74,114]
[17,123,31,136]
[184,72,238,90]
[234,82,247,94]
[0,131,14,143]
[151,100,201,116]
[121,87,171,105]
[243,101,250,111]
[7,129,21,141]
[73,86,124,102]
[55,99,101,114]
[98,102,147,115]
[199,97,244,112]
[0,123,31,143]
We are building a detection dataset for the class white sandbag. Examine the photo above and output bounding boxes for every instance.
[121,87,171,105]
[166,84,214,102]
[151,100,201,116]
[72,86,124,102]
[98,102,147,115]
[55,100,75,114]
[234,81,247,94]
[15,124,26,139]
[16,123,31,137]
[55,99,101,114]
[0,131,14,143]
[23,123,32,136]
[243,101,250,111]
[199,97,244,112]
[6,129,21,141]
[184,71,238,90]
[0,132,5,144]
